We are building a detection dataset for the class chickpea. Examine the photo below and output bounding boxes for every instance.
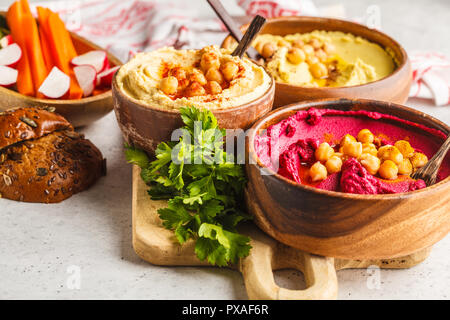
[357,129,375,143]
[200,52,220,72]
[394,140,415,158]
[221,61,239,82]
[286,47,306,65]
[169,67,187,81]
[302,44,315,58]
[205,68,224,84]
[341,134,357,147]
[204,81,222,95]
[309,38,322,49]
[160,76,178,95]
[343,141,363,159]
[310,161,328,182]
[325,155,343,174]
[410,152,428,168]
[310,62,328,78]
[306,55,319,65]
[398,158,413,175]
[315,142,335,162]
[362,143,378,156]
[292,39,305,48]
[334,152,344,158]
[379,160,398,180]
[378,145,403,165]
[189,68,207,86]
[323,42,336,55]
[360,153,381,175]
[277,39,289,47]
[315,49,328,62]
[261,42,276,59]
[184,82,206,97]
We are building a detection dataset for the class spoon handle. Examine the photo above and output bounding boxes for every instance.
[411,135,450,186]
[231,15,266,58]
[207,0,261,60]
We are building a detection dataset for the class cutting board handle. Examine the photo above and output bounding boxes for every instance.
[239,238,338,300]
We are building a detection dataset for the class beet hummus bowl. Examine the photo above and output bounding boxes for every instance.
[246,98,450,260]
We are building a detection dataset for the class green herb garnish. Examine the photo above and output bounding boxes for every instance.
[125,106,251,266]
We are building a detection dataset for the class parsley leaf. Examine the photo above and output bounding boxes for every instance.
[124,106,252,266]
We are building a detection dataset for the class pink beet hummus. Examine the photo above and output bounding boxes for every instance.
[254,108,449,194]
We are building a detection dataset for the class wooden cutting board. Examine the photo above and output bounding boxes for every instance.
[132,166,431,300]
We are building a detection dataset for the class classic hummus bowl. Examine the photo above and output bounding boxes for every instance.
[246,98,450,260]
[112,45,275,154]
[222,16,412,107]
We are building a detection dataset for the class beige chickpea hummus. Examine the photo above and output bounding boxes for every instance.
[253,30,397,87]
[116,45,272,110]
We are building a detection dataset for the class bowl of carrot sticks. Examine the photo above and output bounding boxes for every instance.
[0,0,122,127]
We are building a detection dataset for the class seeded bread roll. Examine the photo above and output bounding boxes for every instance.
[0,107,105,203]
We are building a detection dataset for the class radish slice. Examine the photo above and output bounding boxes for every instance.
[96,66,119,87]
[0,35,13,49]
[71,50,108,73]
[38,67,70,99]
[0,43,22,68]
[0,65,18,87]
[74,65,97,97]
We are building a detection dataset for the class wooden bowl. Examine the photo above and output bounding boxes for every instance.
[222,16,412,107]
[246,98,450,260]
[0,12,122,127]
[112,68,275,155]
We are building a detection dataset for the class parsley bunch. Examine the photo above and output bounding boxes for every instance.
[125,106,251,266]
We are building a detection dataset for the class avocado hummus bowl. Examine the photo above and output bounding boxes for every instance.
[112,45,275,154]
[222,16,412,107]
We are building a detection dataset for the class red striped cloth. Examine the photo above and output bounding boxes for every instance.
[16,0,449,106]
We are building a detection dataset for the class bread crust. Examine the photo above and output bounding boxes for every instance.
[0,108,105,203]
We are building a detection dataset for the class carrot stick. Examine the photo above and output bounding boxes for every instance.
[46,11,83,99]
[20,0,48,98]
[6,2,34,96]
[37,9,53,70]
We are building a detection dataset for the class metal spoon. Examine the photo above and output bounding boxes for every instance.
[207,0,262,60]
[231,15,266,58]
[411,135,450,186]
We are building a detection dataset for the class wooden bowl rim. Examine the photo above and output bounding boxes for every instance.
[111,64,275,116]
[0,11,122,106]
[247,98,450,200]
[221,15,410,91]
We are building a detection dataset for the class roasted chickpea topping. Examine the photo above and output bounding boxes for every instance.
[302,44,315,58]
[185,82,206,97]
[379,160,398,180]
[398,158,413,175]
[200,52,220,72]
[410,152,428,168]
[169,67,187,81]
[292,39,305,48]
[261,42,276,59]
[310,161,328,182]
[394,140,415,158]
[343,141,363,159]
[357,129,374,143]
[377,145,403,165]
[325,155,343,174]
[205,68,224,84]
[221,61,239,82]
[315,142,334,162]
[306,55,320,66]
[341,134,357,147]
[310,62,328,78]
[160,76,178,95]
[315,49,328,62]
[205,81,222,95]
[323,42,336,55]
[360,153,381,175]
[362,143,378,156]
[286,47,306,65]
[309,38,322,49]
[189,68,207,86]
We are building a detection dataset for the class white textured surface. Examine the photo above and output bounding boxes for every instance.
[0,0,449,300]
